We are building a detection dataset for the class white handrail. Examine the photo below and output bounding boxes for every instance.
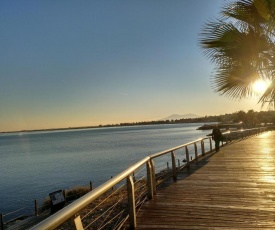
[32,156,150,230]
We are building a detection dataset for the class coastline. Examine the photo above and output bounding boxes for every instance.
[2,110,274,134]
[0,119,206,134]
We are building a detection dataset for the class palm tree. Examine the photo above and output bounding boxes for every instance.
[199,0,275,107]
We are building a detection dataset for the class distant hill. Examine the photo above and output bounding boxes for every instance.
[160,114,200,121]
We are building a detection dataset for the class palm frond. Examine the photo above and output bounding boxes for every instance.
[259,78,275,104]
[199,0,275,101]
[221,0,270,31]
[211,62,259,99]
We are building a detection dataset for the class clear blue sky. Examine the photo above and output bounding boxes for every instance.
[0,0,266,132]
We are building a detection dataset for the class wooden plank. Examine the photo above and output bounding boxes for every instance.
[136,131,275,229]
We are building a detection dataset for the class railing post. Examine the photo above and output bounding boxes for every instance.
[35,199,39,216]
[90,181,93,191]
[127,175,137,229]
[73,215,84,230]
[171,151,177,181]
[194,143,198,160]
[226,133,229,143]
[63,190,66,204]
[201,140,205,156]
[146,161,154,199]
[209,137,212,152]
[185,146,190,168]
[1,213,4,230]
[111,176,114,190]
[150,159,157,195]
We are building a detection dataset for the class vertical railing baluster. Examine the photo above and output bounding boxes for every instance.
[90,181,93,191]
[63,190,66,204]
[35,199,38,216]
[171,151,177,181]
[209,137,212,152]
[146,161,154,199]
[73,215,84,230]
[150,159,157,195]
[185,146,190,168]
[194,142,198,161]
[127,175,137,229]
[201,140,205,156]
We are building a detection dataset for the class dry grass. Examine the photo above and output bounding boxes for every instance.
[40,186,90,212]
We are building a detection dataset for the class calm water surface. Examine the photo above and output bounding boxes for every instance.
[0,123,211,219]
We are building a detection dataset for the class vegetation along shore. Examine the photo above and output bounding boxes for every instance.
[1,110,274,134]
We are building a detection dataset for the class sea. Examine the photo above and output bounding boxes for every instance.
[0,123,212,221]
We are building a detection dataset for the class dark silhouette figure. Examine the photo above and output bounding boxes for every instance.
[211,127,223,152]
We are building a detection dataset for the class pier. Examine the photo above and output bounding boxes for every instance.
[136,131,275,229]
[18,128,272,229]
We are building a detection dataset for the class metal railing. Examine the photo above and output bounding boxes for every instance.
[31,127,266,230]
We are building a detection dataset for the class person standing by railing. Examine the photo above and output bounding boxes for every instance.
[211,126,223,152]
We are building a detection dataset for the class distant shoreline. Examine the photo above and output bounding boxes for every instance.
[2,110,274,134]
[0,120,203,134]
[1,117,213,134]
[0,126,98,134]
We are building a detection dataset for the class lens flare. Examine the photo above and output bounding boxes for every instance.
[253,80,268,93]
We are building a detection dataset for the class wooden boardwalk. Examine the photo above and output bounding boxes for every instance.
[136,131,275,229]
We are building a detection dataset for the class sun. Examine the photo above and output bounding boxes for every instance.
[253,80,268,94]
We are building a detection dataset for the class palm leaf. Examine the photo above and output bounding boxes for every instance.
[211,62,259,99]
[259,78,275,104]
[199,0,275,101]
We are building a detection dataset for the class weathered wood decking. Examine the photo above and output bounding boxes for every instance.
[136,131,275,229]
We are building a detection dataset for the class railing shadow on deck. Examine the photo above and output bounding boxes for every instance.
[30,127,266,230]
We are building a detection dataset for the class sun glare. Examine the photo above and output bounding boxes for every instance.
[253,80,268,94]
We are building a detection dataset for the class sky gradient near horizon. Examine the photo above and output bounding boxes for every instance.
[0,0,270,132]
